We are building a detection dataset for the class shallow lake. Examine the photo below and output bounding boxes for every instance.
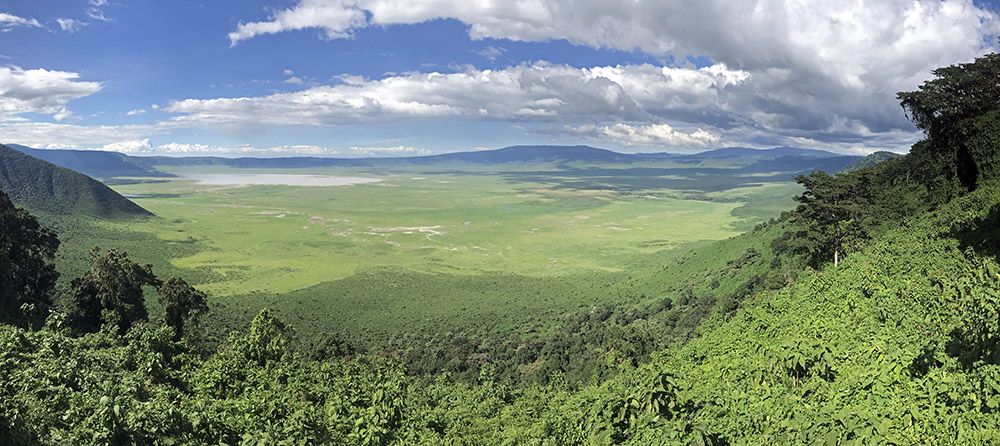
[184,174,381,187]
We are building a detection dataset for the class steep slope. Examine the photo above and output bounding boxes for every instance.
[6,144,169,180]
[595,183,1000,443]
[0,145,151,218]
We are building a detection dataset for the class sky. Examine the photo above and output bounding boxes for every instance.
[0,0,999,157]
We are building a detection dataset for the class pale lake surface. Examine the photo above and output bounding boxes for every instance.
[184,174,382,187]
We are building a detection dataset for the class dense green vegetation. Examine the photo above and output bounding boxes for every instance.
[6,144,170,180]
[0,144,152,219]
[2,53,1000,444]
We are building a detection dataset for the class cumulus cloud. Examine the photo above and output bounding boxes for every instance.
[126,108,146,116]
[162,60,919,148]
[0,12,42,30]
[0,120,181,150]
[166,62,744,127]
[348,145,432,156]
[101,138,153,153]
[224,0,999,149]
[55,18,84,32]
[592,123,719,148]
[229,0,366,45]
[0,67,102,120]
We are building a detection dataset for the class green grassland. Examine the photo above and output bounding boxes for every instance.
[49,163,802,346]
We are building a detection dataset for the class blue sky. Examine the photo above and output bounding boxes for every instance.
[1,0,999,156]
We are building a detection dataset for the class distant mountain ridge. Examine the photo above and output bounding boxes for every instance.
[0,145,152,219]
[5,144,856,173]
[843,151,903,172]
[7,144,170,180]
[676,146,845,159]
[139,145,850,168]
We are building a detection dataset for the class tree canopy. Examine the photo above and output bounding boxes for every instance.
[0,191,59,328]
[158,277,208,341]
[69,248,161,335]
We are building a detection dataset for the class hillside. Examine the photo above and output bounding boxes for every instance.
[0,145,151,219]
[844,150,903,171]
[7,144,169,180]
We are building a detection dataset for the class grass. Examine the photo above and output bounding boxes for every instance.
[46,164,802,346]
[108,169,752,295]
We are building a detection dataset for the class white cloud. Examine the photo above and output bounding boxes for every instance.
[0,67,102,120]
[477,46,506,61]
[166,62,746,126]
[229,0,367,46]
[0,12,42,30]
[100,138,153,153]
[0,120,181,150]
[107,142,433,157]
[55,18,84,32]
[226,0,999,145]
[285,76,305,85]
[126,108,146,116]
[593,123,719,148]
[86,7,111,22]
[348,145,432,156]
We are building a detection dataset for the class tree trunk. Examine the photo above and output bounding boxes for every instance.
[834,249,840,268]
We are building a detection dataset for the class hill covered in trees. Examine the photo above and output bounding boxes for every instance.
[0,145,151,219]
[6,145,170,180]
[1,53,999,444]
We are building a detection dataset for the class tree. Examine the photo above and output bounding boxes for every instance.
[898,52,1000,141]
[230,309,291,366]
[781,171,875,267]
[898,52,1000,191]
[157,277,208,340]
[0,191,59,328]
[69,248,161,334]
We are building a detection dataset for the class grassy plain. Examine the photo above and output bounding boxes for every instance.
[51,163,800,345]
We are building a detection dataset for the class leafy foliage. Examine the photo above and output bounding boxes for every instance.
[782,170,876,266]
[0,191,59,328]
[157,277,207,341]
[69,248,161,335]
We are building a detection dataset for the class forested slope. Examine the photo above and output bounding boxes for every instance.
[6,145,169,180]
[0,144,151,219]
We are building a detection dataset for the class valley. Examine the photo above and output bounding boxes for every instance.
[3,4,998,443]
[63,159,803,348]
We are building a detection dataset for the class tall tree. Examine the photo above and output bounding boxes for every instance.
[898,52,1000,191]
[70,248,161,334]
[157,277,208,340]
[782,171,875,267]
[0,191,59,328]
